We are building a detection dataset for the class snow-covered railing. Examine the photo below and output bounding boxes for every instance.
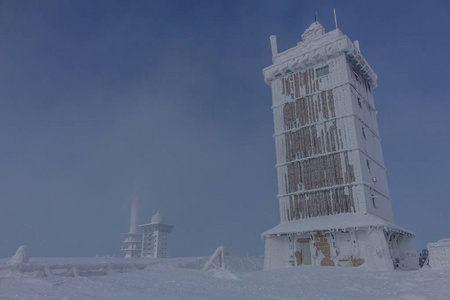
[202,246,225,271]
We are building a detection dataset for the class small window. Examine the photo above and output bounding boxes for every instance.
[296,152,300,160]
[371,195,377,208]
[316,65,329,77]
[358,97,362,108]
[367,159,371,170]
[362,127,366,139]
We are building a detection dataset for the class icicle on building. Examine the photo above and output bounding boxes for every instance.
[140,212,174,258]
[261,21,418,270]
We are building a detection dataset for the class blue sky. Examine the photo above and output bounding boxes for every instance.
[0,0,449,258]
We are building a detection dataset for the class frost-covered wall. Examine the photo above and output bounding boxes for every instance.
[262,21,418,270]
[267,34,392,223]
[140,212,174,258]
[427,239,450,269]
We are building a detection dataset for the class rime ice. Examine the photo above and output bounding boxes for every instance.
[261,22,418,270]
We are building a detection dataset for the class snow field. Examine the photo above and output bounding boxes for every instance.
[0,256,449,300]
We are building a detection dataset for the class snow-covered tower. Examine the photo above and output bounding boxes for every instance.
[121,194,141,258]
[140,212,174,258]
[121,232,141,258]
[261,21,418,270]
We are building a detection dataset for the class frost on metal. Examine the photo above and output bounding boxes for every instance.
[261,22,418,270]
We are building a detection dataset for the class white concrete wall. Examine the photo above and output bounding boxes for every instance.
[263,235,293,270]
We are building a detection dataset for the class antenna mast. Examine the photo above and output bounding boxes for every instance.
[334,8,338,29]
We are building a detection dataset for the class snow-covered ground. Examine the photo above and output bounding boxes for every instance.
[1,256,449,300]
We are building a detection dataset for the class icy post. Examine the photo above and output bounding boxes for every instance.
[202,246,226,271]
[9,245,29,264]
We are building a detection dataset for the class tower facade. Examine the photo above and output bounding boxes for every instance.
[121,232,141,258]
[121,193,141,258]
[261,22,418,270]
[140,212,174,258]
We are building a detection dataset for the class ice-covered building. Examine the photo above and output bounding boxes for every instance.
[140,212,174,258]
[121,232,141,258]
[261,21,418,270]
[427,239,450,269]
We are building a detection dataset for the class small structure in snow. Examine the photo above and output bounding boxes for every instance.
[9,245,29,264]
[427,239,450,269]
[140,211,174,258]
[202,246,226,271]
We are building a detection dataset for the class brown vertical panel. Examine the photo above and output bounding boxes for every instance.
[306,96,311,124]
[338,129,344,149]
[294,73,300,98]
[324,123,331,152]
[315,100,319,122]
[305,96,310,125]
[289,196,294,220]
[318,93,322,113]
[285,132,291,162]
[285,174,288,195]
[321,128,326,153]
[327,90,336,118]
[304,71,309,95]
[323,91,329,120]
[311,126,317,155]
[302,97,307,126]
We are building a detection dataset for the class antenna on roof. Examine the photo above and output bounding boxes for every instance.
[333,8,338,29]
[314,12,318,24]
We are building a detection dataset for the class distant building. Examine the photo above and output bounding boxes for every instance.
[121,194,141,258]
[140,212,174,258]
[261,21,418,270]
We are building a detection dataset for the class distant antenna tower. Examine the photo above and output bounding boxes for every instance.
[121,190,141,258]
[314,12,318,24]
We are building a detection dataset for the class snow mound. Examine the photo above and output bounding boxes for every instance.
[9,245,29,264]
[177,256,263,273]
[427,238,450,269]
[212,269,239,280]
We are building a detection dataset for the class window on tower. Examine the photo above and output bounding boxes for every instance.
[371,194,377,208]
[367,159,371,170]
[362,127,366,139]
[316,65,329,77]
[358,97,362,108]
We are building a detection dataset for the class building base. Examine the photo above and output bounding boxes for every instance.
[262,214,418,270]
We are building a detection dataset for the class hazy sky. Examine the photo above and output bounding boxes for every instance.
[1,0,449,258]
